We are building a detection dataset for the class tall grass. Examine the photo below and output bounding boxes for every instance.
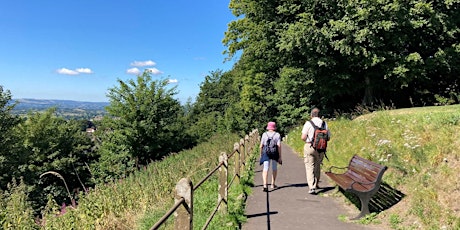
[1,132,256,229]
[285,105,460,230]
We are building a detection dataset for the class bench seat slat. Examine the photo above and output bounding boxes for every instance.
[325,154,388,219]
[326,172,373,192]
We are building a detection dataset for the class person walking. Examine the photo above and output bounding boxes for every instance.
[259,121,282,192]
[301,108,331,195]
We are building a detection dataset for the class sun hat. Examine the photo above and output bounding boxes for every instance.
[266,121,276,130]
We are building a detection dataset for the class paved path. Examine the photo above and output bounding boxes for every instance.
[242,143,381,230]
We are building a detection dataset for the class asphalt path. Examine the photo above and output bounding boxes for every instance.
[242,143,382,230]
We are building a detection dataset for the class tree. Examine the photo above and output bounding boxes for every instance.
[188,70,241,140]
[12,108,94,212]
[0,86,22,189]
[93,72,189,181]
[224,0,460,121]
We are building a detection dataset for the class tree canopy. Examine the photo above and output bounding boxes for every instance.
[223,0,459,123]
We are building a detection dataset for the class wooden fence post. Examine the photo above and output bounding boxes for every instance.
[233,143,240,184]
[245,135,249,159]
[218,152,228,213]
[174,178,193,230]
[240,138,245,171]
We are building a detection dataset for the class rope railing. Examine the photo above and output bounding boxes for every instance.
[150,129,260,230]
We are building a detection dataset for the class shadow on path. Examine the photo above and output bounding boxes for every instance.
[341,182,406,214]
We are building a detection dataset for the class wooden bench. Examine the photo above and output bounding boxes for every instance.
[325,155,387,219]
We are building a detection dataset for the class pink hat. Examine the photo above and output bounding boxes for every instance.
[266,121,276,130]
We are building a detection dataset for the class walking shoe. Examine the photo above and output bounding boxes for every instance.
[308,188,316,195]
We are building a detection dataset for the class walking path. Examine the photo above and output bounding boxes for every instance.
[242,143,381,230]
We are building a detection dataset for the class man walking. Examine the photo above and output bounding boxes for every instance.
[301,108,331,194]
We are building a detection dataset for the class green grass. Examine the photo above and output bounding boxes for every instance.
[4,105,460,229]
[285,104,460,230]
[10,131,258,230]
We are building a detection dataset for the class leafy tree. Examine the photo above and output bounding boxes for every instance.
[189,70,241,140]
[13,108,94,212]
[0,86,22,189]
[224,0,459,123]
[274,67,313,132]
[93,72,189,181]
[276,0,460,108]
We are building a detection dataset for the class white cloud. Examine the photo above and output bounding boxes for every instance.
[76,68,93,74]
[126,67,141,75]
[56,68,79,75]
[146,68,163,75]
[57,67,93,75]
[168,79,178,84]
[130,60,156,67]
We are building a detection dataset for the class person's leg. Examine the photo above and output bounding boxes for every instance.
[314,152,325,189]
[310,150,321,189]
[271,160,278,188]
[303,144,316,193]
[262,161,270,191]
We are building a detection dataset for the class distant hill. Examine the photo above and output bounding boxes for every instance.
[11,98,110,119]
[12,98,109,110]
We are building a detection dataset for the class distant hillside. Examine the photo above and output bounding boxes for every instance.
[12,98,109,110]
[11,98,109,119]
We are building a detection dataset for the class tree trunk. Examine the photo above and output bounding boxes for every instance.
[363,76,374,106]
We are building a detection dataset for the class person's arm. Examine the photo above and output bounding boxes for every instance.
[301,133,308,142]
[259,133,265,157]
[260,143,263,157]
[301,122,309,141]
[277,144,282,164]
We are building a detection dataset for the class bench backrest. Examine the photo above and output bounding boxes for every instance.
[346,155,387,183]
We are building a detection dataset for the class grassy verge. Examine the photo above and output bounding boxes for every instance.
[31,131,256,229]
[285,105,460,230]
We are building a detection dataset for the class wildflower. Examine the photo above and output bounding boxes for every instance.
[377,139,391,146]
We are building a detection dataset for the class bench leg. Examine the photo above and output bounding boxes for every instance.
[351,194,371,220]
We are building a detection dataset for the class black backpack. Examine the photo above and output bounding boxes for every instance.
[263,132,279,159]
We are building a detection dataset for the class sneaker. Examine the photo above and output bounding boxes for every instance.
[308,188,316,194]
[263,187,268,192]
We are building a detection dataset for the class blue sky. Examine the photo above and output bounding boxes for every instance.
[0,1,238,103]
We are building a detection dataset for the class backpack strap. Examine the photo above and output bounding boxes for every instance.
[309,120,325,129]
[308,120,316,147]
[308,120,325,147]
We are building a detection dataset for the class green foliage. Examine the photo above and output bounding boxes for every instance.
[0,86,22,188]
[39,132,253,229]
[188,70,240,141]
[357,212,380,225]
[6,108,95,213]
[94,72,191,181]
[274,67,313,133]
[389,213,403,229]
[285,105,460,229]
[224,0,460,121]
[0,179,37,229]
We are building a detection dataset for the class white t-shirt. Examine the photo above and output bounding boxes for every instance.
[301,117,330,143]
[260,131,281,147]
